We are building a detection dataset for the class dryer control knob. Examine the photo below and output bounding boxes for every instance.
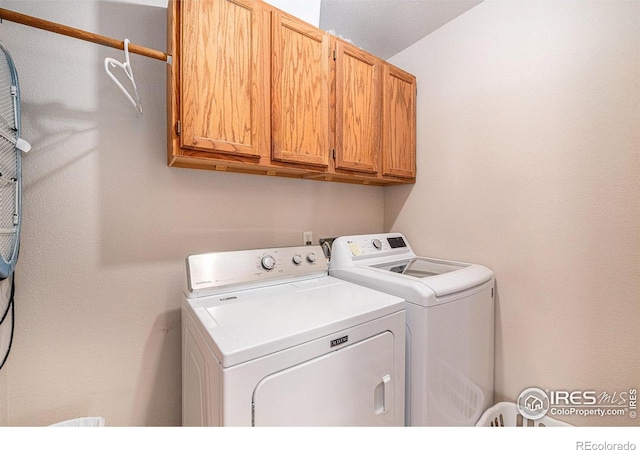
[292,254,303,265]
[306,252,317,263]
[261,255,276,270]
[372,239,382,250]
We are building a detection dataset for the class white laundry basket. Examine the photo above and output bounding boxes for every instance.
[476,402,573,427]
[49,416,105,427]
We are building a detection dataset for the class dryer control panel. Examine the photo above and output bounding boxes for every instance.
[186,245,327,296]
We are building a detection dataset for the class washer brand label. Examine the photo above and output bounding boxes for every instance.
[330,335,348,347]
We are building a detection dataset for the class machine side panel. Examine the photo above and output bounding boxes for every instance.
[408,284,494,426]
[182,305,222,426]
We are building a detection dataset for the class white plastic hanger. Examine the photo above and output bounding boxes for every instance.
[104,39,143,114]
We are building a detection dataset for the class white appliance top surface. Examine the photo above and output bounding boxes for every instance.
[185,275,404,367]
[329,233,494,302]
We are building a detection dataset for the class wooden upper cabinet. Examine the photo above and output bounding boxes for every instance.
[271,11,331,168]
[168,0,416,185]
[179,0,269,158]
[382,64,416,179]
[334,40,381,174]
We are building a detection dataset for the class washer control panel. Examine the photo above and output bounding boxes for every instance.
[329,233,414,266]
[186,245,326,296]
[343,235,408,257]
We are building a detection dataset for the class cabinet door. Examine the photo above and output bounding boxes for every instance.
[271,11,330,168]
[180,0,269,158]
[382,64,416,179]
[334,40,381,174]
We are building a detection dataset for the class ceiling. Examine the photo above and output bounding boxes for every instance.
[319,0,482,60]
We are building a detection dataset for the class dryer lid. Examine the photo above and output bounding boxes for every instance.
[185,276,404,367]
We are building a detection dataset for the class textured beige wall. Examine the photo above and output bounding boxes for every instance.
[0,370,5,425]
[0,0,383,426]
[386,0,640,426]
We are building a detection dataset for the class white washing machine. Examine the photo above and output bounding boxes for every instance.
[329,233,494,426]
[182,245,405,426]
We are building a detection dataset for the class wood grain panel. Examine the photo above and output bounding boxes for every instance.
[271,12,330,167]
[168,0,415,185]
[335,40,381,174]
[167,0,179,166]
[180,0,268,157]
[382,64,416,179]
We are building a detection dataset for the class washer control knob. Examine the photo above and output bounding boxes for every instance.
[372,239,382,250]
[292,254,303,265]
[306,252,317,263]
[261,255,276,270]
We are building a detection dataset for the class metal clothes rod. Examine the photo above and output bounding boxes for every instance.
[0,7,171,63]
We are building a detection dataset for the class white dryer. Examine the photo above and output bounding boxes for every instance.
[182,245,405,426]
[329,233,494,426]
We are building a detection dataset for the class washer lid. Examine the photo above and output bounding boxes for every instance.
[373,257,467,278]
[371,259,493,298]
[185,276,404,367]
